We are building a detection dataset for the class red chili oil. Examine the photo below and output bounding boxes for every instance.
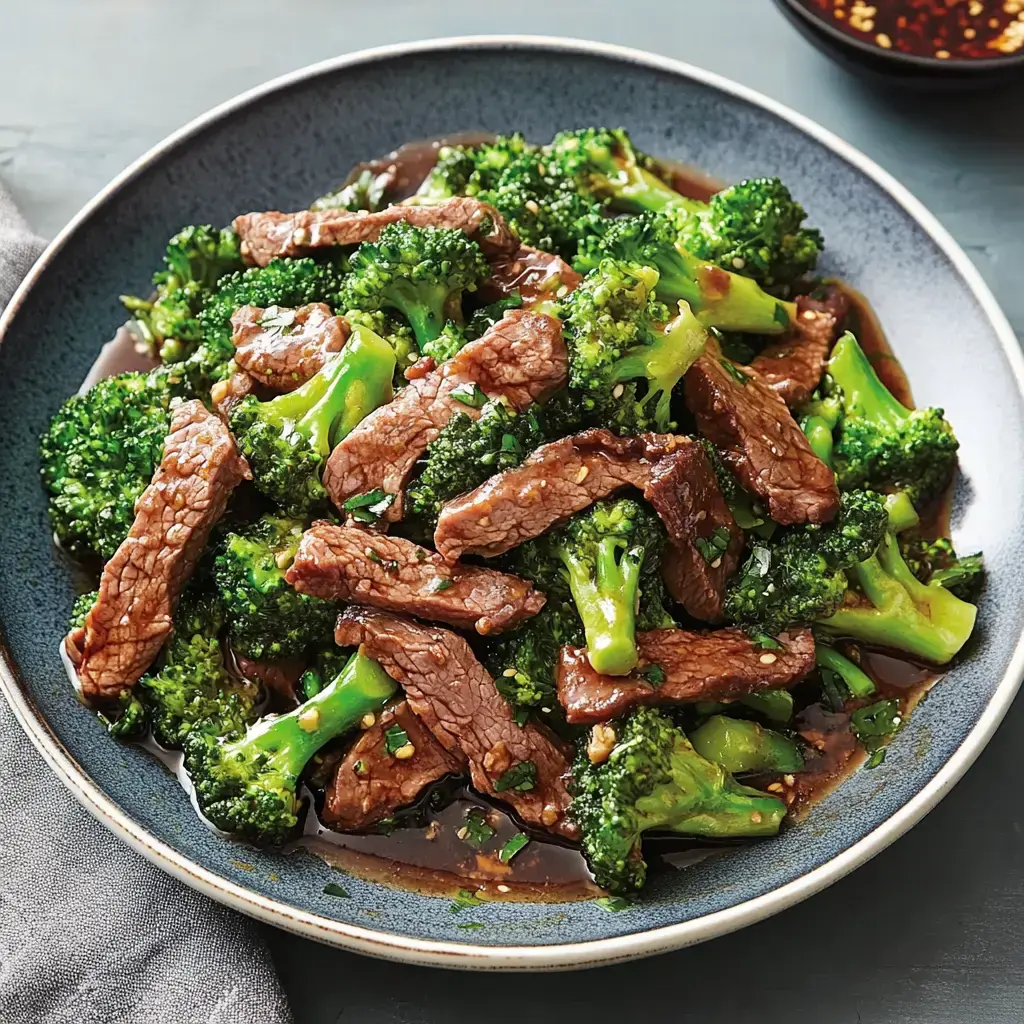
[797,0,1024,59]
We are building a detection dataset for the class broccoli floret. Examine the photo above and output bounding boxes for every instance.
[121,225,243,362]
[486,600,583,715]
[406,400,546,528]
[68,590,98,632]
[561,259,708,433]
[230,324,396,515]
[901,536,984,602]
[214,516,337,661]
[689,715,804,774]
[571,706,786,893]
[184,648,397,844]
[40,370,175,561]
[414,134,534,203]
[510,497,670,676]
[672,177,823,292]
[421,321,469,365]
[821,333,959,506]
[818,529,978,665]
[725,490,889,635]
[547,127,684,215]
[134,588,259,748]
[574,213,794,334]
[342,308,420,387]
[312,166,391,213]
[338,222,490,348]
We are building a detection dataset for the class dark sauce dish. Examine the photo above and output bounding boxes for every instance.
[775,0,1024,86]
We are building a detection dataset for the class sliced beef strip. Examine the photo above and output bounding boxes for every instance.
[230,303,349,392]
[323,699,465,831]
[644,442,743,622]
[556,627,816,725]
[480,245,583,308]
[69,401,251,701]
[433,429,684,562]
[322,309,567,521]
[233,652,305,708]
[287,522,545,635]
[233,197,518,267]
[335,608,577,839]
[749,286,849,407]
[684,340,839,526]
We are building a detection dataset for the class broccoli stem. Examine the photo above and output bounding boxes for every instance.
[815,644,876,698]
[820,533,978,664]
[636,731,786,839]
[885,492,920,534]
[563,537,643,676]
[384,280,450,346]
[612,165,691,214]
[803,415,836,467]
[223,649,396,782]
[830,331,910,428]
[689,715,804,774]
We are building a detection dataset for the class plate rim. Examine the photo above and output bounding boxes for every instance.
[1,33,1022,971]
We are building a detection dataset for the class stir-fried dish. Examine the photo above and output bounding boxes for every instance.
[43,128,983,898]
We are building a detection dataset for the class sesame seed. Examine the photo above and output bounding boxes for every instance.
[291,226,311,246]
[784,774,796,786]
[612,383,625,399]
[394,743,416,760]
[711,557,722,569]
[576,466,590,483]
[496,884,511,893]
[731,257,746,269]
[767,782,784,793]
[456,827,469,840]
[503,667,518,677]
[556,284,569,298]
[759,652,778,665]
[297,707,320,733]
[750,811,763,824]
[360,713,376,730]
[876,32,892,48]
[525,199,540,215]
[935,48,951,58]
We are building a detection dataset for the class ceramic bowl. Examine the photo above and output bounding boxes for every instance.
[1,36,1021,970]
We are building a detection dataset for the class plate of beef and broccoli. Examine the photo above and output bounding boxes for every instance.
[1,39,1022,967]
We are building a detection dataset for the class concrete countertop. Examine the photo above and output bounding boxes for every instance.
[2,3,1022,1021]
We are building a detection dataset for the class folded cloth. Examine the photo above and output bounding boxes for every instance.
[0,185,293,1024]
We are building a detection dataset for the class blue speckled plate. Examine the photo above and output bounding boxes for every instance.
[1,37,1021,970]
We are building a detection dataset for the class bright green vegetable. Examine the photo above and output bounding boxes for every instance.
[689,715,804,774]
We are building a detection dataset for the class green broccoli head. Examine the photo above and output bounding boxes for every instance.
[571,706,787,893]
[486,599,583,715]
[574,212,794,334]
[230,324,396,515]
[40,369,175,561]
[725,489,889,635]
[338,222,490,347]
[214,516,337,662]
[414,134,534,204]
[184,649,397,845]
[673,177,823,292]
[120,225,243,362]
[561,258,708,432]
[825,333,959,506]
[342,308,420,387]
[510,497,670,676]
[900,536,984,602]
[547,127,683,215]
[406,399,546,530]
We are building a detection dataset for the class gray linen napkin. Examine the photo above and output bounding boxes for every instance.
[0,185,294,1024]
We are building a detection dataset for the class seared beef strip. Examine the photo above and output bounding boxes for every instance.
[233,653,305,708]
[68,401,251,700]
[433,430,680,562]
[557,627,816,725]
[233,197,518,267]
[323,699,465,831]
[322,309,567,520]
[750,286,849,407]
[230,303,349,393]
[335,608,577,839]
[684,339,839,526]
[480,245,582,308]
[644,442,743,622]
[287,523,545,635]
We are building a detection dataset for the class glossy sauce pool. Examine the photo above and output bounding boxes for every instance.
[70,144,952,903]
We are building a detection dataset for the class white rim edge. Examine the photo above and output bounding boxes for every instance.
[1,34,1022,971]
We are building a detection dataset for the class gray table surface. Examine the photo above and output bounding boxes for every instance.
[3,2,1023,1021]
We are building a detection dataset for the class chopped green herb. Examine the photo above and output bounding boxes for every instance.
[851,698,903,755]
[459,808,496,849]
[353,759,368,776]
[384,725,410,755]
[720,359,749,385]
[499,833,530,863]
[456,922,485,931]
[864,748,887,769]
[451,382,488,408]
[376,816,397,836]
[343,489,395,523]
[322,882,350,898]
[494,760,537,792]
[773,302,792,328]
[500,432,521,454]
[595,895,633,912]
[429,577,454,593]
[512,707,530,728]
[694,526,732,565]
[750,631,783,650]
[819,667,846,712]
[449,888,483,913]
[641,664,666,687]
